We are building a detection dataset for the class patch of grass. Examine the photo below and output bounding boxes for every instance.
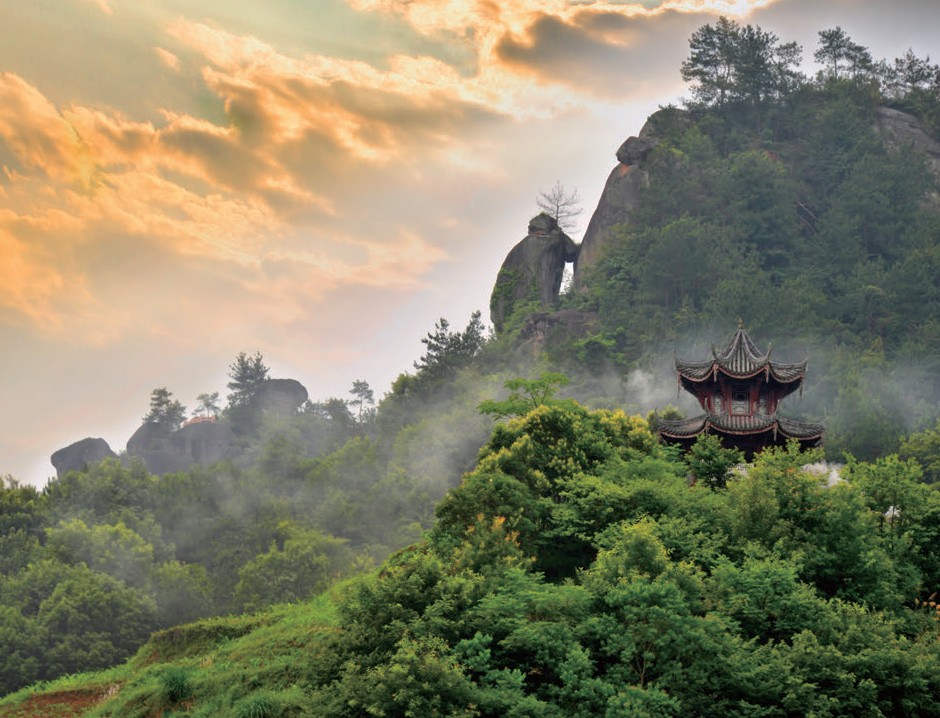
[159,666,192,705]
[138,614,269,666]
[7,583,358,718]
[233,690,282,718]
[0,668,126,718]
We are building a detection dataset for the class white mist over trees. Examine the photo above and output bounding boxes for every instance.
[4,18,940,707]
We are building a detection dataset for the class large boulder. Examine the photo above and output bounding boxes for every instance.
[490,213,579,333]
[574,108,695,289]
[51,437,117,478]
[170,420,235,465]
[616,135,658,165]
[126,421,165,456]
[254,378,308,416]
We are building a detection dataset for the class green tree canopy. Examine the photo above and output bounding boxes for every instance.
[680,16,802,107]
[226,351,270,408]
[413,311,487,387]
[193,391,220,418]
[142,387,186,430]
[814,27,873,80]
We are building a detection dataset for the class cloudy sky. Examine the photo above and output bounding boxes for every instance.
[1,0,937,485]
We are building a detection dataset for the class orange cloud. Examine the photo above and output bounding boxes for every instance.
[0,220,119,343]
[168,18,511,163]
[0,53,455,345]
[345,0,780,99]
[154,47,182,72]
[0,73,96,187]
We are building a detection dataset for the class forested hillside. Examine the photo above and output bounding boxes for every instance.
[3,403,939,717]
[559,20,940,461]
[2,19,940,716]
[0,315,499,698]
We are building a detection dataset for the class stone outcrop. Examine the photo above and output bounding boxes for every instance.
[50,437,117,478]
[123,377,308,475]
[517,309,598,356]
[126,421,165,456]
[254,378,308,416]
[616,136,658,165]
[49,377,311,479]
[490,213,579,333]
[127,419,235,476]
[874,106,940,200]
[573,113,672,288]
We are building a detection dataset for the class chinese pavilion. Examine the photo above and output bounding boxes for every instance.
[658,324,824,457]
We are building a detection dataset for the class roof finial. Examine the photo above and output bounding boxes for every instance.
[737,317,744,330]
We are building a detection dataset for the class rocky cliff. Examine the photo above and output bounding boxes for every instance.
[490,213,579,333]
[874,106,940,202]
[50,437,117,478]
[126,419,236,476]
[52,377,310,478]
[571,110,673,288]
[573,105,939,291]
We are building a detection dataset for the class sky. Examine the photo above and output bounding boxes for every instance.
[1,0,938,486]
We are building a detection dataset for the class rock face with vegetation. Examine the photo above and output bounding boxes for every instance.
[50,437,116,478]
[517,308,598,356]
[124,418,234,475]
[874,106,940,188]
[490,213,579,333]
[572,115,665,287]
[115,377,308,476]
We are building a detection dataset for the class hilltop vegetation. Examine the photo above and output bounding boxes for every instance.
[559,20,940,461]
[3,18,940,715]
[3,404,939,717]
[0,312,500,698]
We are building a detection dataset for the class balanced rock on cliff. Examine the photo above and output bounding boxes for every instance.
[490,213,579,333]
[573,111,675,288]
[254,378,309,416]
[50,437,117,478]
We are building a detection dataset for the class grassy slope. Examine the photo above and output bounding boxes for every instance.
[0,589,343,718]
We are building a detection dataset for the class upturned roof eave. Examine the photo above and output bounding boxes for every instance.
[675,362,807,385]
[674,327,808,385]
[658,413,824,441]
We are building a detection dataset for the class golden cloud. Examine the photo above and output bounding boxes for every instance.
[0,47,456,344]
[345,0,781,99]
[0,220,119,343]
[0,73,96,187]
[155,47,182,72]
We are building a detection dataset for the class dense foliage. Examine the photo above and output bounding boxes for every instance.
[2,20,940,714]
[0,311,499,698]
[3,402,937,717]
[563,22,940,461]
